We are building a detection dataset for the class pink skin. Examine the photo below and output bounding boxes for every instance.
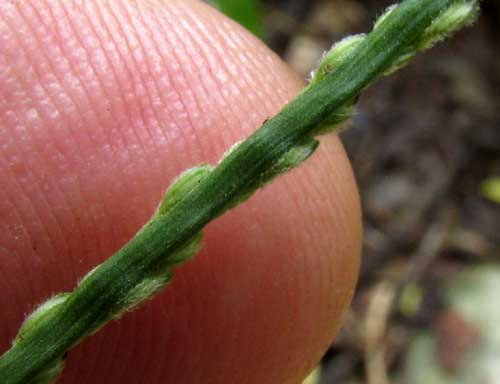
[0,1,362,383]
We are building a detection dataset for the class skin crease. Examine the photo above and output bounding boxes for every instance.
[0,0,362,383]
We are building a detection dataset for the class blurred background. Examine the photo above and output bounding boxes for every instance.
[209,1,500,383]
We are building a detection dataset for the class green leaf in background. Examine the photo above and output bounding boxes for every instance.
[480,177,500,204]
[211,0,265,40]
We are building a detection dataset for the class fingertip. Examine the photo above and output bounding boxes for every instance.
[0,1,361,383]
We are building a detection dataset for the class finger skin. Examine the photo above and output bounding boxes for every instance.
[0,1,362,383]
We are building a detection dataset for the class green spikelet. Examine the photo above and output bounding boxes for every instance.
[14,294,70,346]
[154,165,214,217]
[220,137,319,212]
[119,165,213,312]
[24,358,65,384]
[309,0,479,126]
[310,34,365,86]
[13,294,70,384]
